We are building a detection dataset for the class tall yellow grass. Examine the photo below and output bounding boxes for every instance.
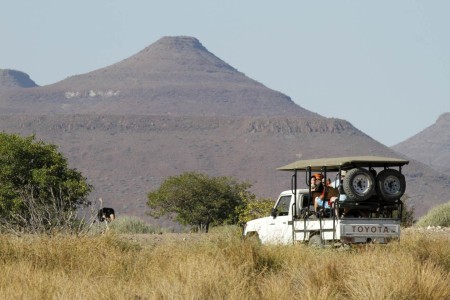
[1,227,449,299]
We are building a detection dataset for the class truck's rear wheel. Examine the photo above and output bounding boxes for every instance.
[376,169,406,202]
[343,168,375,201]
[308,234,324,248]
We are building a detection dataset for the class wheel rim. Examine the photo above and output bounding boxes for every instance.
[383,175,401,195]
[352,174,371,196]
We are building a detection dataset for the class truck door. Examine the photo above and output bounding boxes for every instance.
[268,195,293,244]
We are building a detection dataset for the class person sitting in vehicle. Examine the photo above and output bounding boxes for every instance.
[309,175,318,190]
[329,170,349,218]
[314,182,341,215]
[310,173,324,197]
[314,191,330,213]
[309,175,323,213]
[310,174,323,189]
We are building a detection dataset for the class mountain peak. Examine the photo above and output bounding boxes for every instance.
[392,112,450,175]
[0,69,38,89]
[122,35,238,73]
[149,36,206,51]
[436,112,450,124]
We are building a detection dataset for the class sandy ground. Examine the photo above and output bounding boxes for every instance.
[403,226,450,239]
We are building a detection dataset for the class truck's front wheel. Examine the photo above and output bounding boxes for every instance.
[243,232,261,244]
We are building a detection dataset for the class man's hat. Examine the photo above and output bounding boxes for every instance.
[313,173,323,179]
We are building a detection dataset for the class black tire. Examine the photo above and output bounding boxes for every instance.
[376,169,406,202]
[343,168,375,201]
[243,232,261,244]
[308,234,324,248]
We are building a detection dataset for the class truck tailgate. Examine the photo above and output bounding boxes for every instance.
[340,218,400,239]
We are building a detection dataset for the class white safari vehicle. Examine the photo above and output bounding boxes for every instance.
[243,156,409,246]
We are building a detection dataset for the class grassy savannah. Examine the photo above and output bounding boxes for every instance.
[1,226,449,300]
[0,133,448,299]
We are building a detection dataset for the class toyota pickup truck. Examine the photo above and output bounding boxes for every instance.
[243,156,409,246]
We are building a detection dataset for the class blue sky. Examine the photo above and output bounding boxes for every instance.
[2,1,449,146]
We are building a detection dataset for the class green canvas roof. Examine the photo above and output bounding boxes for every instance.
[277,156,409,172]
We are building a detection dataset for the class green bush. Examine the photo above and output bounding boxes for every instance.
[147,172,252,233]
[236,197,273,226]
[109,216,156,234]
[0,133,92,234]
[415,200,450,227]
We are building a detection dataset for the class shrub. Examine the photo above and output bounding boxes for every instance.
[415,200,450,227]
[109,216,156,234]
[0,133,92,234]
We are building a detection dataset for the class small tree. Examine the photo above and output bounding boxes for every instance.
[235,194,274,226]
[147,172,251,232]
[0,133,93,233]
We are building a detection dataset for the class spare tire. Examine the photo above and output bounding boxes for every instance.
[376,169,406,202]
[343,168,375,201]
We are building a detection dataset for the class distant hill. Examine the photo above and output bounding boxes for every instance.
[0,69,37,89]
[393,113,450,175]
[1,36,449,220]
[0,37,317,117]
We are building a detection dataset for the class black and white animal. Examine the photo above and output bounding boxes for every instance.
[97,207,115,222]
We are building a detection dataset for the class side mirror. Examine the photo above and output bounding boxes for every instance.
[271,208,277,218]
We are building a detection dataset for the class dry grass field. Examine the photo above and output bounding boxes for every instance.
[1,226,450,300]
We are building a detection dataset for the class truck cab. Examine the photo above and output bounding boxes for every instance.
[244,189,310,244]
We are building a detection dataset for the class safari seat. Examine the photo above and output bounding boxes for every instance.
[325,187,339,198]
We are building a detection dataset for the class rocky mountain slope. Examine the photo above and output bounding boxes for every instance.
[1,36,449,220]
[0,114,446,218]
[393,113,450,175]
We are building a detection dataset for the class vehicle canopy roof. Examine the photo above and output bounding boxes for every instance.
[277,156,409,172]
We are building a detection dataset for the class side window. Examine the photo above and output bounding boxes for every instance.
[301,195,311,208]
[275,195,292,216]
